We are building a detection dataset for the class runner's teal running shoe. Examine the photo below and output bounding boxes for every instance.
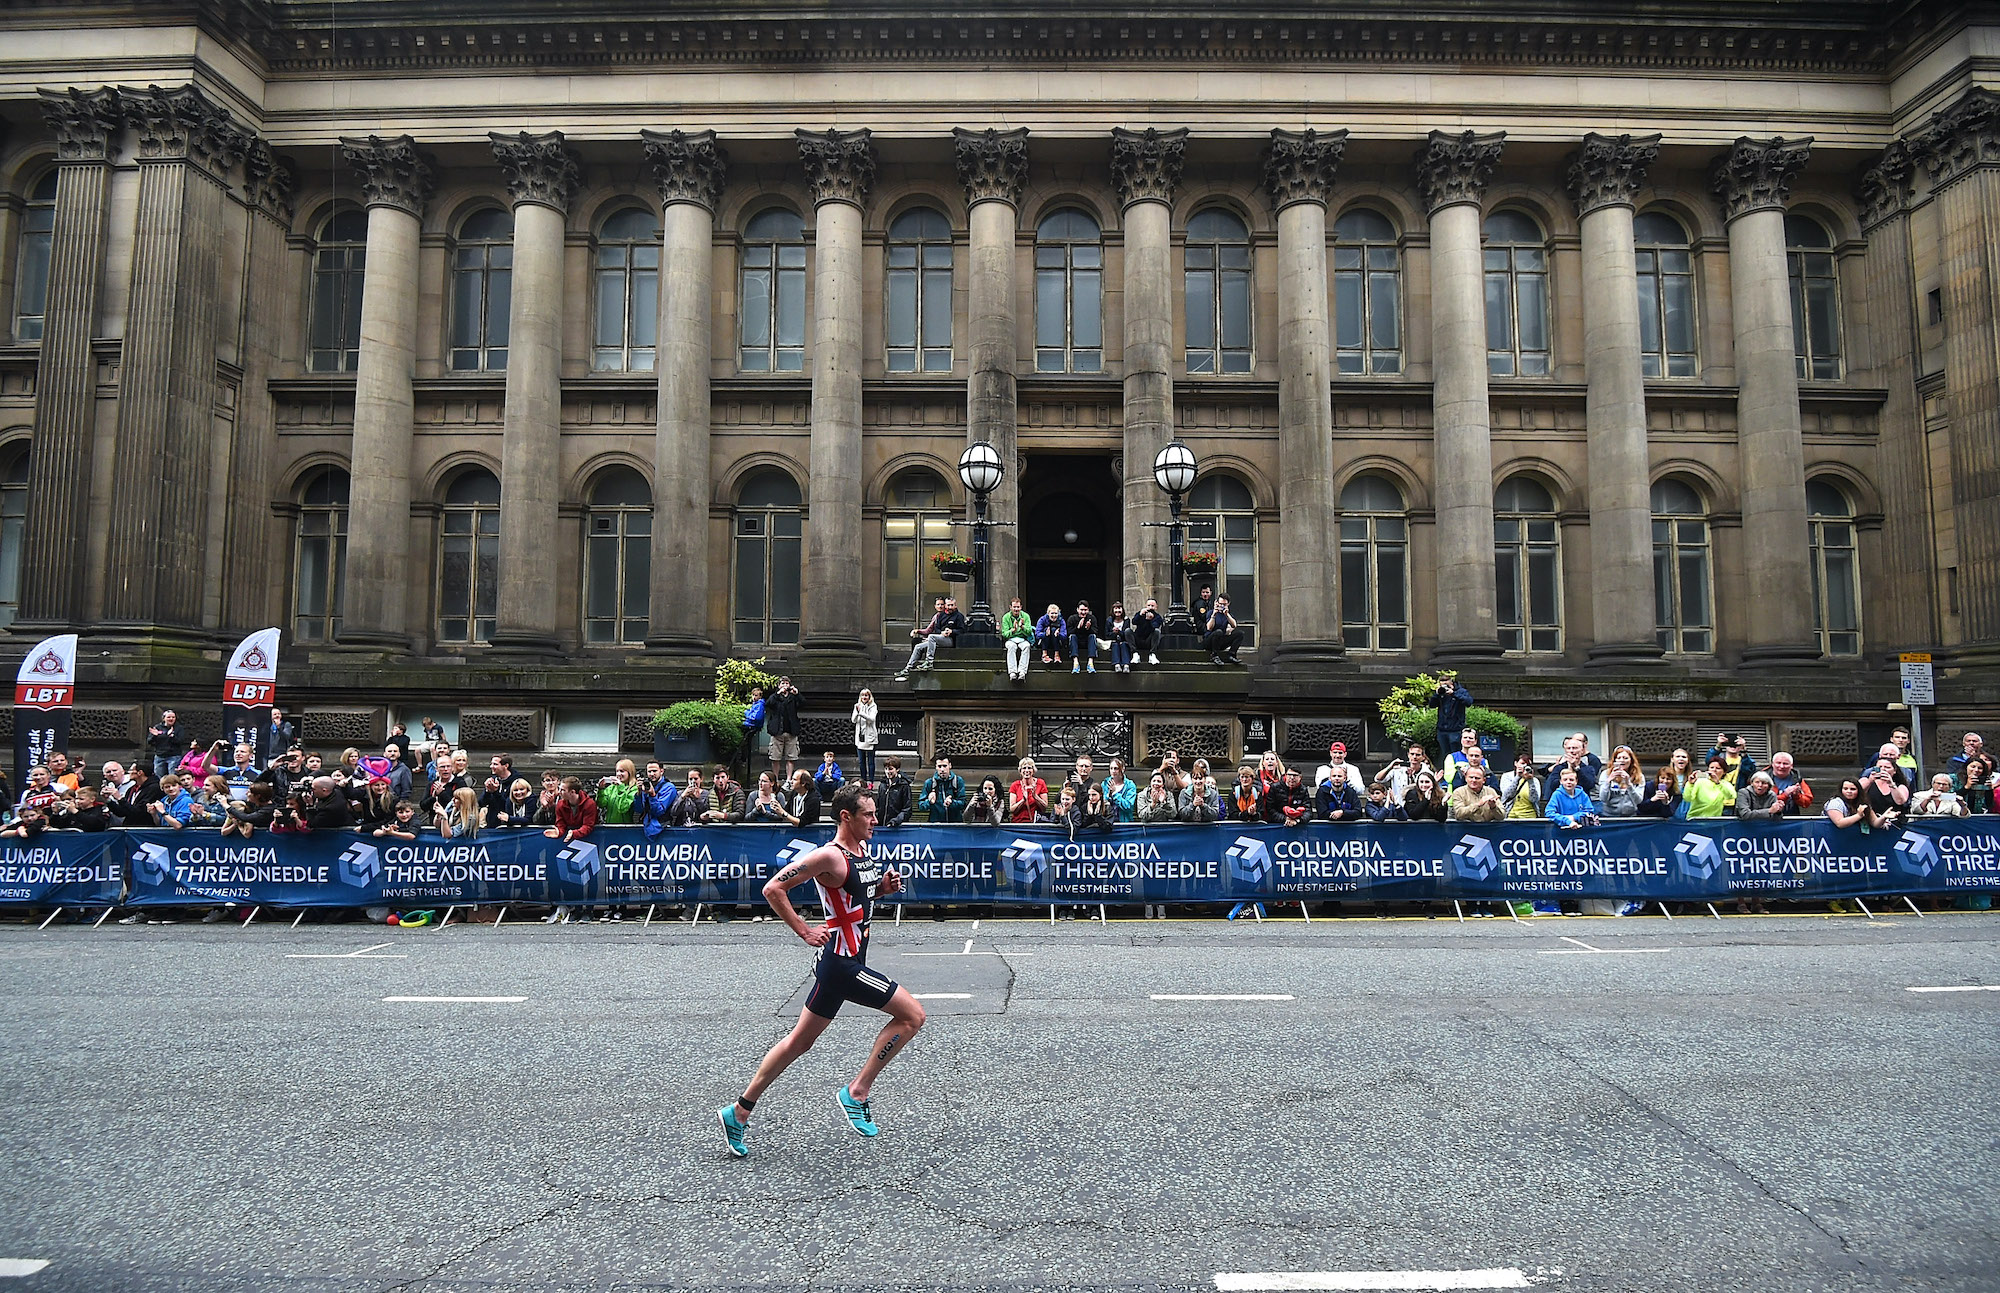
[836,1086,879,1137]
[717,1104,749,1158]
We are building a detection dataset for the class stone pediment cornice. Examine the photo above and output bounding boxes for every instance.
[236,5,1896,77]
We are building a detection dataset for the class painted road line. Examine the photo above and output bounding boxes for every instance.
[287,942,408,960]
[1153,994,1295,1002]
[1538,937,1671,956]
[1215,1269,1537,1291]
[1907,985,2000,993]
[0,1259,51,1277]
[382,996,526,1003]
[913,993,973,1000]
[901,950,1034,958]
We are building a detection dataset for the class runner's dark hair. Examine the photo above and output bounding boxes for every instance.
[830,781,873,825]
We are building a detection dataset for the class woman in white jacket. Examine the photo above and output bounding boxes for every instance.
[851,689,880,788]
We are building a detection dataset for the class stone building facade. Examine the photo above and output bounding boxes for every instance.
[0,0,1995,770]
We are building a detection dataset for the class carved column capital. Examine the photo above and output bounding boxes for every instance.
[1710,136,1813,223]
[1415,129,1506,215]
[37,87,123,164]
[1855,139,1916,231]
[1110,126,1188,209]
[1911,86,2000,192]
[954,127,1030,207]
[1566,132,1662,218]
[489,130,581,214]
[243,138,296,221]
[1262,128,1348,211]
[339,135,437,218]
[796,128,876,208]
[642,128,729,211]
[118,84,250,177]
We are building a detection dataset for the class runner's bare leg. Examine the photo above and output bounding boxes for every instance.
[847,987,926,1101]
[736,1007,833,1122]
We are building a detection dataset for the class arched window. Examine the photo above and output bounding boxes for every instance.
[0,444,29,629]
[436,469,500,644]
[1334,207,1402,375]
[584,471,651,645]
[1788,215,1842,381]
[1035,209,1103,373]
[593,207,659,373]
[449,208,512,372]
[1635,211,1696,378]
[1188,473,1257,641]
[881,468,954,643]
[887,208,953,373]
[1338,474,1409,653]
[1484,209,1549,377]
[740,208,806,372]
[1651,478,1713,655]
[733,469,802,645]
[305,208,367,373]
[13,172,56,343]
[1494,476,1562,653]
[1808,479,1861,657]
[1185,208,1251,374]
[292,468,349,644]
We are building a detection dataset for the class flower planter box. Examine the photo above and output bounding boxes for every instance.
[653,729,717,766]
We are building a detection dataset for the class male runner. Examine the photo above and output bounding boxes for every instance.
[718,782,926,1157]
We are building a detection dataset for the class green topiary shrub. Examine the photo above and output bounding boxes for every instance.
[1378,672,1527,763]
[651,700,750,759]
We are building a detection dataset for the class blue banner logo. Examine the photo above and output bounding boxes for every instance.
[337,841,382,887]
[1001,838,1048,885]
[555,840,602,884]
[1893,830,1942,878]
[132,840,172,885]
[775,838,819,869]
[1225,835,1272,885]
[1450,833,1498,881]
[1675,831,1723,880]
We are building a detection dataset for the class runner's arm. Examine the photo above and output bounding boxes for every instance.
[763,849,839,946]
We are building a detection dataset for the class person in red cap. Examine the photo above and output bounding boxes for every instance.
[1317,741,1366,799]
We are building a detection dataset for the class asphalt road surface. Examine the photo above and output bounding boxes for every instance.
[0,909,1995,1293]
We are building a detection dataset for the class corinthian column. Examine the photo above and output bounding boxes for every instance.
[1416,130,1507,661]
[642,129,727,655]
[797,128,874,654]
[1262,128,1347,663]
[336,135,435,648]
[1567,132,1666,666]
[954,127,1029,611]
[17,88,121,630]
[1711,137,1822,668]
[487,131,579,652]
[1111,126,1187,612]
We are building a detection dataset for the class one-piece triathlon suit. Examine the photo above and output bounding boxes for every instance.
[804,842,899,1018]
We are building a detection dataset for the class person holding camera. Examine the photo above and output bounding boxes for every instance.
[1068,600,1099,676]
[765,676,803,786]
[597,759,641,824]
[1545,765,1600,829]
[966,777,1006,826]
[1372,744,1430,808]
[1861,758,1910,826]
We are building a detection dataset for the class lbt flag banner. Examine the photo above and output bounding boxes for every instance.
[13,633,77,789]
[222,628,281,763]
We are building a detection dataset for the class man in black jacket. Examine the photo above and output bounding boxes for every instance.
[110,764,165,824]
[765,677,802,784]
[303,777,355,829]
[875,756,913,827]
[145,710,183,779]
[1131,598,1165,667]
[265,708,298,763]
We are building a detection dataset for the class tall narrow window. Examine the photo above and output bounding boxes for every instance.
[291,468,349,644]
[1185,209,1251,374]
[1494,476,1562,653]
[1484,210,1549,377]
[733,469,803,646]
[1634,211,1696,378]
[1808,479,1861,657]
[1187,474,1257,643]
[1333,207,1402,375]
[0,445,29,630]
[584,471,652,645]
[886,207,953,373]
[739,208,806,372]
[13,172,56,343]
[1034,209,1102,373]
[593,207,659,373]
[306,208,367,373]
[1651,477,1713,654]
[437,469,500,644]
[449,208,512,372]
[880,469,954,644]
[1339,475,1409,653]
[1788,215,1842,381]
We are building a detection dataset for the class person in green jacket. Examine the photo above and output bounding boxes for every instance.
[597,758,641,824]
[1000,596,1034,682]
[1682,757,1739,819]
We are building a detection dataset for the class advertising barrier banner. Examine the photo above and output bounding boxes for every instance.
[0,818,1970,911]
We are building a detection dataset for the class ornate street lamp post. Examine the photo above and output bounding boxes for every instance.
[1152,440,1199,631]
[956,440,1005,635]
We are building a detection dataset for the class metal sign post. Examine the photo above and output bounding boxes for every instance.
[1900,653,1934,780]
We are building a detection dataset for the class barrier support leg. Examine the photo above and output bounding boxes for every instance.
[894,903,903,927]
[1048,905,1056,926]
[242,907,259,926]
[494,905,509,928]
[1854,896,1876,920]
[1657,902,1674,921]
[1505,902,1523,925]
[643,904,656,928]
[1453,900,1465,925]
[290,909,306,929]
[1903,896,1924,918]
[37,907,62,930]
[93,907,114,928]
[1252,903,1264,924]
[1098,904,1106,923]
[691,903,702,924]
[1706,903,1722,921]
[1299,902,1312,925]
[438,906,456,929]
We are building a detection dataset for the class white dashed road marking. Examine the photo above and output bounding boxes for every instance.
[286,942,407,960]
[1214,1269,1539,1291]
[913,993,972,1000]
[1153,994,1294,1002]
[1907,985,2000,993]
[1538,937,1672,955]
[382,996,525,1003]
[0,1259,51,1277]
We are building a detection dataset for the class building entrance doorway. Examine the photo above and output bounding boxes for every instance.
[1020,453,1122,626]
